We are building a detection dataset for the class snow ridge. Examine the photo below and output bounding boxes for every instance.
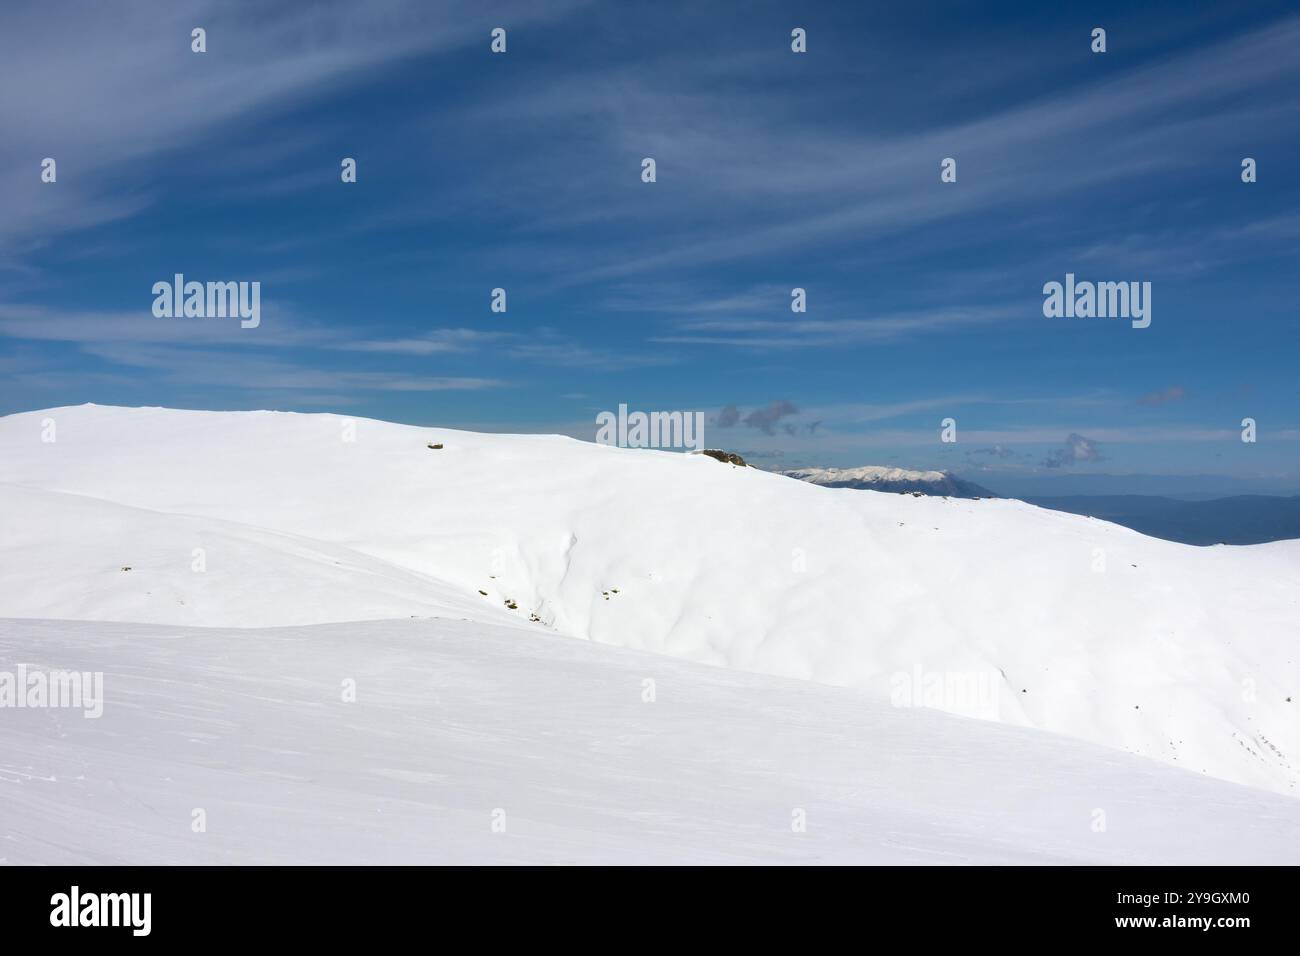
[1,404,1296,796]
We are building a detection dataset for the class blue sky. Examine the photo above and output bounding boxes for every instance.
[2,0,1298,493]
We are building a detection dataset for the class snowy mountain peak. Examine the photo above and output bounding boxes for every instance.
[781,465,995,498]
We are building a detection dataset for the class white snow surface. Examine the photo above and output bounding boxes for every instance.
[3,616,1299,864]
[0,404,1297,801]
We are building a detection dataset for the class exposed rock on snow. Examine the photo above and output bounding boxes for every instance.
[699,448,749,467]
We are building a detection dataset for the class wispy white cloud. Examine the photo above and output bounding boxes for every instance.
[1138,386,1187,407]
[0,0,592,259]
[0,302,336,347]
[345,329,505,356]
[441,15,1300,285]
[79,342,504,393]
[655,306,1021,348]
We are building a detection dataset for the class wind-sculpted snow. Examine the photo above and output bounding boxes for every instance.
[2,617,1298,864]
[0,483,519,628]
[1,405,1297,795]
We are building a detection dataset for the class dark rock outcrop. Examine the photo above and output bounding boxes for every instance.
[701,449,748,467]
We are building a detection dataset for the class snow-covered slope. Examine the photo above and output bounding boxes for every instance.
[4,616,1298,864]
[0,483,519,628]
[781,464,994,498]
[1,404,1297,797]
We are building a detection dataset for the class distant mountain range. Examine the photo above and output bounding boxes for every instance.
[779,464,1300,545]
[976,472,1300,499]
[1022,495,1300,546]
[779,465,995,498]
